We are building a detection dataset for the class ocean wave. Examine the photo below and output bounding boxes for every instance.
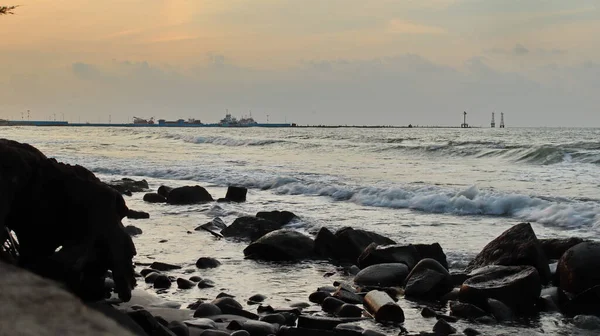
[181,135,287,147]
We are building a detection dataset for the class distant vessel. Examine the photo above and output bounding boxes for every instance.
[133,117,155,125]
[219,113,258,127]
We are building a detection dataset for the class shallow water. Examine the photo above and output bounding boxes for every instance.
[2,126,599,335]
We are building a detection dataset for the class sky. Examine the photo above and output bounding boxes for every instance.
[0,0,599,126]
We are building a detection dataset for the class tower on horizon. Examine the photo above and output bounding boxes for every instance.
[499,112,505,128]
[491,112,496,128]
[461,111,469,128]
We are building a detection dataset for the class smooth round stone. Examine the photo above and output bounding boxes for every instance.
[354,263,409,287]
[167,321,189,336]
[177,278,195,289]
[144,272,161,284]
[153,275,172,289]
[259,313,286,325]
[248,294,267,304]
[197,279,215,289]
[212,297,243,310]
[336,304,362,318]
[309,291,331,304]
[194,303,222,318]
[196,257,221,269]
[189,276,203,282]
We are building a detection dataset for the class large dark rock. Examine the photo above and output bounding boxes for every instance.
[166,186,214,205]
[334,227,396,263]
[465,223,551,284]
[354,263,409,287]
[225,186,248,202]
[256,210,297,226]
[561,285,600,317]
[404,258,453,299]
[0,139,136,302]
[540,237,586,260]
[126,309,176,336]
[143,193,166,203]
[108,178,149,195]
[157,185,173,198]
[314,227,339,260]
[127,209,150,219]
[557,242,600,295]
[243,229,316,261]
[459,265,541,314]
[358,243,448,270]
[221,216,283,241]
[196,257,221,269]
[124,225,143,236]
[150,262,181,271]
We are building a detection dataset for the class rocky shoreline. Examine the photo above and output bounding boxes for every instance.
[1,138,600,336]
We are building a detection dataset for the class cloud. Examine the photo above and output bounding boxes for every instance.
[513,43,530,55]
[387,19,447,35]
[71,62,102,80]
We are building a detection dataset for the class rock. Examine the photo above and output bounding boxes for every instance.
[196,218,228,232]
[225,186,248,202]
[558,242,600,295]
[230,331,251,336]
[221,216,284,241]
[297,315,350,330]
[143,193,166,203]
[540,237,586,260]
[196,330,229,336]
[127,209,150,219]
[450,271,469,287]
[228,320,279,336]
[157,185,173,198]
[334,227,396,263]
[153,275,172,289]
[124,225,143,236]
[354,263,409,287]
[474,315,497,324]
[404,258,453,299]
[336,304,363,317]
[145,272,161,284]
[0,139,137,302]
[362,331,387,336]
[290,302,310,309]
[256,210,297,226]
[363,290,404,323]
[244,229,316,261]
[421,307,437,318]
[176,278,195,289]
[432,319,456,336]
[167,321,189,336]
[260,313,286,325]
[333,286,363,304]
[212,297,243,310]
[357,243,421,269]
[150,262,182,272]
[322,297,346,314]
[314,227,339,260]
[486,298,514,322]
[194,303,222,317]
[412,243,449,270]
[140,268,160,277]
[459,265,541,314]
[465,222,551,285]
[108,178,149,194]
[166,185,214,205]
[248,294,267,304]
[189,275,202,282]
[309,291,331,304]
[197,279,215,288]
[449,301,487,319]
[562,285,600,316]
[463,327,481,336]
[196,257,221,269]
[127,309,176,336]
[217,292,235,298]
[574,315,600,330]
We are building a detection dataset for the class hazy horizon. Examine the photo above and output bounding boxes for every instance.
[1,1,599,127]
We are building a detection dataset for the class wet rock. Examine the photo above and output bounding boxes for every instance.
[124,225,143,236]
[354,263,409,287]
[460,265,541,314]
[540,237,586,260]
[562,285,600,316]
[194,303,222,317]
[256,210,297,226]
[463,327,481,336]
[260,313,286,325]
[244,229,316,261]
[230,331,251,336]
[433,319,456,336]
[221,216,283,241]
[196,218,228,232]
[166,185,214,205]
[157,185,173,198]
[322,297,346,314]
[309,291,331,304]
[196,330,229,336]
[212,296,243,310]
[217,292,235,298]
[336,303,363,317]
[357,243,421,270]
[290,302,310,309]
[404,258,453,299]
[450,271,469,287]
[143,192,166,203]
[153,275,172,289]
[558,241,600,295]
[421,307,437,318]
[167,321,189,336]
[333,286,363,304]
[314,227,339,260]
[141,268,160,277]
[465,222,551,285]
[189,276,202,282]
[196,257,221,269]
[127,309,175,336]
[127,209,150,219]
[248,294,267,305]
[225,186,248,202]
[176,278,195,289]
[334,227,396,263]
[574,315,600,330]
[150,262,182,272]
[363,290,405,323]
[297,315,348,330]
[475,315,497,324]
[486,298,514,322]
[145,272,161,284]
[108,178,149,194]
[449,301,487,319]
[361,330,386,336]
[197,279,215,288]
[335,324,364,333]
[228,320,279,336]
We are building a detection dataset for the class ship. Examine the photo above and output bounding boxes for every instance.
[219,113,258,127]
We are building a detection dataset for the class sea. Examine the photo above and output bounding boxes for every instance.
[2,126,599,335]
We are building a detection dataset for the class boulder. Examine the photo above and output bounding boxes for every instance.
[540,237,586,260]
[404,258,453,299]
[150,262,182,272]
[228,320,279,336]
[153,274,172,289]
[256,210,297,226]
[432,319,456,336]
[459,265,541,314]
[334,227,396,263]
[143,193,166,203]
[465,223,551,284]
[176,278,195,289]
[243,229,316,261]
[124,225,143,236]
[193,303,222,317]
[314,227,339,260]
[166,186,214,205]
[108,178,149,194]
[195,257,221,269]
[561,285,600,317]
[354,263,409,287]
[557,242,600,295]
[358,243,420,270]
[225,186,248,202]
[449,301,487,319]
[197,218,227,232]
[127,210,150,219]
[157,185,173,198]
[126,309,176,336]
[221,216,283,241]
[0,139,136,302]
